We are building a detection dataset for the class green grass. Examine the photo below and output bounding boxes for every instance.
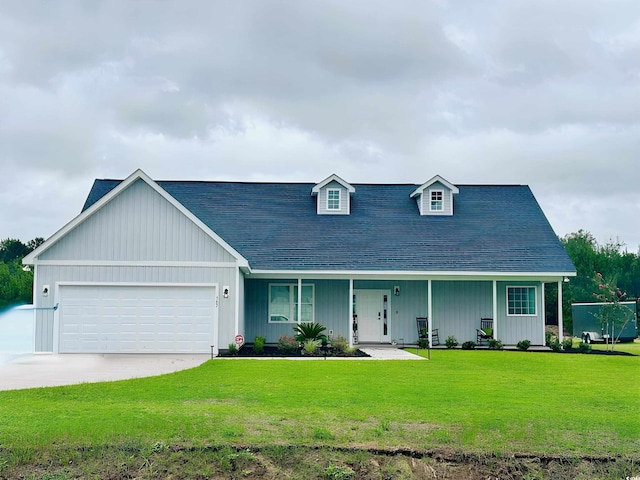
[0,350,638,460]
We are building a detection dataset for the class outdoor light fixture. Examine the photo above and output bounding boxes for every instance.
[394,286,400,296]
[563,277,570,283]
[223,286,229,298]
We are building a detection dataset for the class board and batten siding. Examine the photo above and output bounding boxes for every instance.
[431,281,493,343]
[317,180,350,215]
[33,265,237,352]
[39,179,235,263]
[496,281,544,345]
[244,279,351,343]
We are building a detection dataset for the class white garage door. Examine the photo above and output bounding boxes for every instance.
[58,284,217,353]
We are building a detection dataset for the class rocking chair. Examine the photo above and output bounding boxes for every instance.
[416,317,440,346]
[476,318,494,345]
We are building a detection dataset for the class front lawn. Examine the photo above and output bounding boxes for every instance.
[0,350,638,461]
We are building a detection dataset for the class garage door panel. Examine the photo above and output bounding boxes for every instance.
[59,285,216,353]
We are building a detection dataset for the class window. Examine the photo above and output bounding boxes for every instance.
[430,190,443,211]
[507,286,537,316]
[269,284,314,323]
[327,189,341,210]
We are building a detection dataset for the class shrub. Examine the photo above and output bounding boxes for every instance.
[461,341,476,350]
[277,336,298,354]
[331,336,349,353]
[227,343,238,355]
[303,339,320,354]
[418,339,429,349]
[253,336,266,355]
[488,339,503,350]
[516,340,531,351]
[545,331,552,346]
[548,337,562,352]
[294,322,327,343]
[445,336,458,348]
[562,338,574,351]
[578,341,592,353]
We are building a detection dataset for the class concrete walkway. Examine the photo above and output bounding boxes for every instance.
[359,347,426,360]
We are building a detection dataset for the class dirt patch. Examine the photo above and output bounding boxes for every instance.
[1,444,637,479]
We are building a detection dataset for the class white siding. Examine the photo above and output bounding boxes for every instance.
[317,181,350,215]
[40,179,236,262]
[497,281,544,345]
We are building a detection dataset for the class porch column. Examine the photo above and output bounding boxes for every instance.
[427,279,433,347]
[541,282,546,345]
[492,280,498,340]
[348,278,354,346]
[557,280,564,342]
[297,278,302,324]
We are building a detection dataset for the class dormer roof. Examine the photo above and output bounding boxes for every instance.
[311,174,355,196]
[410,175,459,198]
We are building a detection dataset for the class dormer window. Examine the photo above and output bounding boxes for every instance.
[311,174,355,215]
[327,189,341,210]
[430,190,443,211]
[410,175,459,216]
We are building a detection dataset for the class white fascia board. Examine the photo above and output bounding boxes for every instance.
[35,260,239,268]
[410,175,459,198]
[23,168,250,269]
[247,270,576,281]
[311,174,355,195]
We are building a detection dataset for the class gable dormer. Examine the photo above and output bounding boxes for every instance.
[410,175,459,216]
[311,174,355,215]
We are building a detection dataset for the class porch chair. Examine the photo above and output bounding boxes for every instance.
[416,317,440,347]
[476,318,494,345]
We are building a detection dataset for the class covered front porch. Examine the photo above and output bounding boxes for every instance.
[243,276,567,347]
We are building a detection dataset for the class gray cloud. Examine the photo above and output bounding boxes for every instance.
[0,0,639,251]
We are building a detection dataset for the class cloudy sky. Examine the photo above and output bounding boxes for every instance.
[1,1,639,252]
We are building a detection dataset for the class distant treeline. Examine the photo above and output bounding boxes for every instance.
[0,237,43,310]
[547,230,640,330]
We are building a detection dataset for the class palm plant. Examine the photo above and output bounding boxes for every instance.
[293,322,327,343]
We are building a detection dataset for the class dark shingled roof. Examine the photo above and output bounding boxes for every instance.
[83,179,576,273]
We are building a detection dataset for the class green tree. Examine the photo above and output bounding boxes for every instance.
[591,273,635,351]
[0,238,29,263]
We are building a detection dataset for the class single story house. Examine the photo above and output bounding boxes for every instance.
[23,169,576,355]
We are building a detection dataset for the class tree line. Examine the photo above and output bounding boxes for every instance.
[0,237,43,310]
[547,230,640,332]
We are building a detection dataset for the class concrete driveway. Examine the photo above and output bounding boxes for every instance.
[0,353,211,391]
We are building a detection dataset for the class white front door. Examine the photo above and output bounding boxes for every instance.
[354,290,391,343]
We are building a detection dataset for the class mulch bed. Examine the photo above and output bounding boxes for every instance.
[224,345,370,358]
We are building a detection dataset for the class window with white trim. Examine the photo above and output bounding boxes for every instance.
[327,189,341,210]
[507,286,537,316]
[430,190,443,211]
[269,284,315,323]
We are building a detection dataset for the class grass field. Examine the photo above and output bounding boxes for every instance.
[1,349,638,463]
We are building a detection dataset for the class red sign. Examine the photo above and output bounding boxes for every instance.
[235,334,245,347]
